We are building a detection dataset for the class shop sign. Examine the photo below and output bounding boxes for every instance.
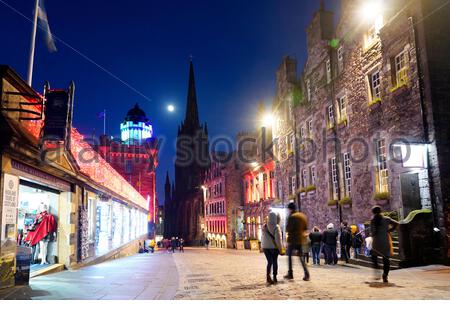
[1,174,19,241]
[11,160,70,192]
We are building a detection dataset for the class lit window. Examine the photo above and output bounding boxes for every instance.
[291,176,296,195]
[394,51,408,86]
[302,169,308,188]
[376,139,389,193]
[328,105,335,127]
[337,46,344,72]
[310,166,316,185]
[365,15,384,49]
[330,157,339,199]
[326,59,331,83]
[338,96,347,120]
[343,153,352,195]
[370,70,381,100]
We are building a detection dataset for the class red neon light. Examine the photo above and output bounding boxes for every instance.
[70,128,148,209]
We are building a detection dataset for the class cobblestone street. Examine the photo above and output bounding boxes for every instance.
[1,248,449,300]
[173,248,450,300]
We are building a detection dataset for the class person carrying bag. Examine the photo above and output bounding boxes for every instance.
[261,211,284,285]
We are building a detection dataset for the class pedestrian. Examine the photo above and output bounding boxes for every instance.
[365,232,373,257]
[283,203,310,281]
[309,226,322,265]
[370,206,399,283]
[149,239,155,253]
[352,227,364,259]
[261,210,284,284]
[303,234,311,264]
[340,221,352,263]
[205,238,210,250]
[322,223,338,265]
[171,237,176,253]
[179,238,184,252]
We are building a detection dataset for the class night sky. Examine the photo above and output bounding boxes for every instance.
[0,0,340,202]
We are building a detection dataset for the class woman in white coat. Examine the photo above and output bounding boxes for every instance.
[261,211,283,284]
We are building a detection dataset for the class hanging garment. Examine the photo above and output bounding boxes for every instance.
[25,212,57,246]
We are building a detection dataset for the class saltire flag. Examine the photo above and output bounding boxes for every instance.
[37,0,57,52]
[97,111,106,119]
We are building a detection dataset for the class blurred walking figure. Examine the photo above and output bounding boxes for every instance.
[340,222,352,263]
[284,203,310,281]
[370,206,399,283]
[323,223,338,265]
[309,227,322,265]
[179,238,184,252]
[261,211,283,284]
[205,238,210,250]
[171,237,176,253]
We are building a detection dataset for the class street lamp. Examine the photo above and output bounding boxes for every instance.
[360,0,384,21]
[262,113,274,128]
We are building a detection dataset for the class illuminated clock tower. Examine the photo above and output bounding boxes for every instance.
[99,103,159,237]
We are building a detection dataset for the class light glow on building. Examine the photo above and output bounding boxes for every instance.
[70,128,148,209]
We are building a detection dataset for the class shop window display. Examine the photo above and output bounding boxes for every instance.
[96,201,112,255]
[112,202,123,247]
[17,185,58,267]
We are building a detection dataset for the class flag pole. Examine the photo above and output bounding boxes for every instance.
[103,109,106,135]
[27,0,40,86]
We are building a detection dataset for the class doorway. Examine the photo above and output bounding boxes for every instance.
[400,173,421,219]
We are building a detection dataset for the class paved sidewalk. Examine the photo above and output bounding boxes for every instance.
[1,247,449,300]
[173,248,450,300]
[0,252,178,300]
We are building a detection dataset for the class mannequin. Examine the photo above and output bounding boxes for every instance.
[25,202,56,265]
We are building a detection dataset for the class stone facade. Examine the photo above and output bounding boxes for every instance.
[203,152,243,248]
[272,0,449,263]
[239,111,276,243]
[98,104,159,228]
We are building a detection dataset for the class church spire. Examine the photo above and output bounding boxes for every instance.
[164,171,171,203]
[184,60,200,128]
[165,171,170,186]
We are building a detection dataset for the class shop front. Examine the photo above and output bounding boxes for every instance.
[0,156,75,287]
[0,66,150,289]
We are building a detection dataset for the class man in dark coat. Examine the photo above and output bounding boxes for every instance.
[284,203,310,281]
[309,227,323,265]
[340,222,352,263]
[323,223,338,265]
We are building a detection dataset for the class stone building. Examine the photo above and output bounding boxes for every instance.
[272,0,449,263]
[98,104,159,235]
[239,105,276,244]
[164,61,210,244]
[202,152,243,248]
[272,57,302,206]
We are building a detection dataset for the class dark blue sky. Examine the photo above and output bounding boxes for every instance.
[0,0,339,202]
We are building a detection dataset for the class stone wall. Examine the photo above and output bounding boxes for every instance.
[275,2,437,233]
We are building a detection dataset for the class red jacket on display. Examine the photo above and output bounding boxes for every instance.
[25,212,57,246]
